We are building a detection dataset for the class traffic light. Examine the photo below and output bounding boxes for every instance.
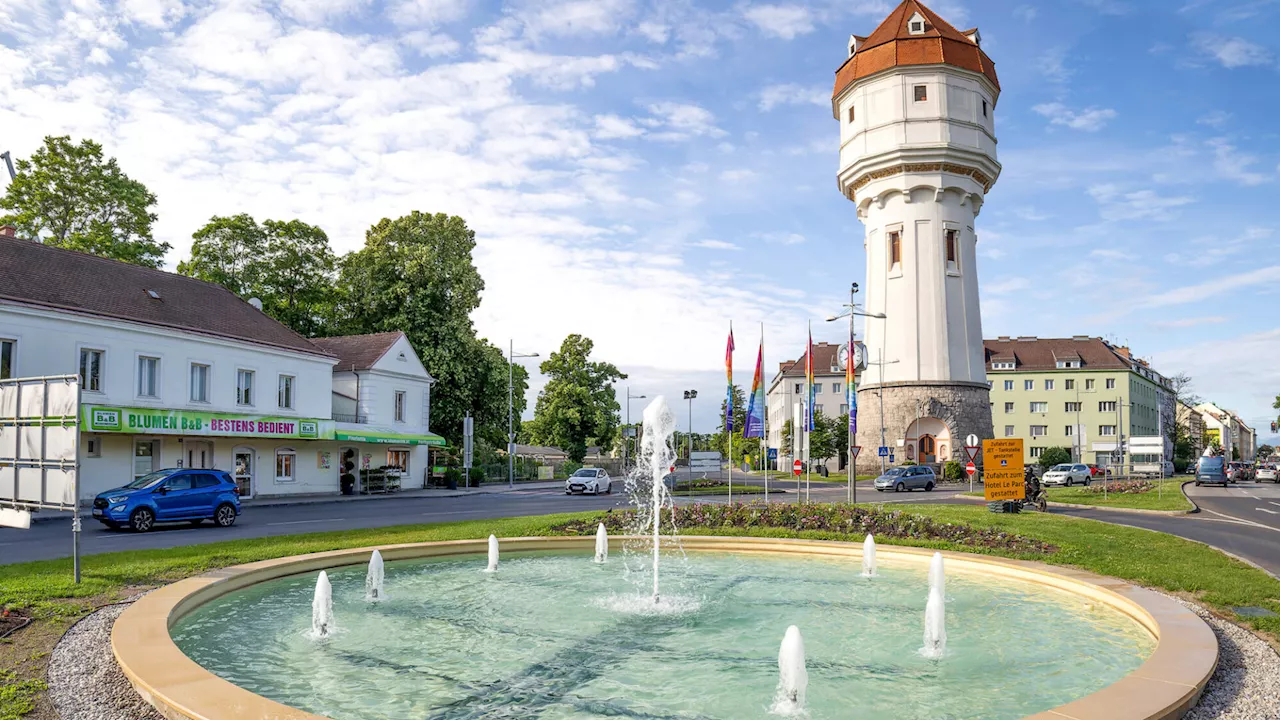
[1272,421,1278,434]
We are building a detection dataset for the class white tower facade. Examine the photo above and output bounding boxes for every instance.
[834,1,1000,464]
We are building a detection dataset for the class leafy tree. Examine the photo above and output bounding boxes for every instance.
[1,136,168,266]
[177,214,265,295]
[1232,446,1240,461]
[808,410,841,468]
[526,335,625,463]
[1258,443,1274,458]
[1168,373,1203,460]
[1038,446,1072,469]
[712,385,760,465]
[329,211,527,446]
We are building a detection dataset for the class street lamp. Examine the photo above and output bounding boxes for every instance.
[625,388,646,472]
[682,390,697,466]
[508,340,539,489]
[824,282,887,504]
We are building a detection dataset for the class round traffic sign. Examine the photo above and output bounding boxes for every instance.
[966,433,979,447]
[793,459,803,476]
[965,462,977,476]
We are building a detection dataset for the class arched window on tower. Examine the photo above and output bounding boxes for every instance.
[945,229,959,271]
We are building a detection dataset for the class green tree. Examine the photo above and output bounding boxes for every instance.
[712,385,759,465]
[1038,446,1072,469]
[527,334,626,463]
[808,410,840,468]
[1259,443,1274,458]
[177,213,265,295]
[1232,446,1240,461]
[1,136,167,266]
[330,212,526,446]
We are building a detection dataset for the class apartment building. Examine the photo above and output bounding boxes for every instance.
[766,342,853,472]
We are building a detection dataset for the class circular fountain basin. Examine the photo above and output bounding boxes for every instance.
[112,537,1217,720]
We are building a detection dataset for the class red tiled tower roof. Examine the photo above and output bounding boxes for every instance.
[833,0,999,101]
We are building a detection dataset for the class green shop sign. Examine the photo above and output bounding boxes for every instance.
[83,405,331,439]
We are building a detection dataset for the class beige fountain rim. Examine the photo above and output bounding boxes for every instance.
[112,536,1217,720]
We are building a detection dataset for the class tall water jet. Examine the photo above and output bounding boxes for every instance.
[641,396,677,604]
[772,625,808,715]
[928,552,945,597]
[594,523,608,563]
[365,549,385,602]
[862,534,877,577]
[311,571,335,639]
[486,534,499,572]
[921,585,946,659]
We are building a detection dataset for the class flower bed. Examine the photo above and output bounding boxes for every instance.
[552,503,1056,554]
[1082,480,1154,495]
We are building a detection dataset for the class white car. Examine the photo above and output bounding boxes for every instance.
[1257,465,1278,483]
[1041,463,1092,487]
[565,468,612,495]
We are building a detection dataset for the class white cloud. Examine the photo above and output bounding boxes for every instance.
[1087,184,1194,221]
[985,278,1031,295]
[743,5,814,40]
[517,0,633,38]
[388,0,471,26]
[1140,264,1280,308]
[1036,48,1072,83]
[719,168,756,182]
[1192,33,1272,68]
[756,231,805,245]
[399,30,462,57]
[1089,248,1135,260]
[1013,5,1037,21]
[1196,110,1231,127]
[280,0,371,24]
[693,239,740,250]
[1207,137,1271,186]
[758,83,827,111]
[1151,316,1227,329]
[593,114,645,139]
[643,101,725,141]
[636,21,669,43]
[120,0,185,28]
[1032,103,1117,132]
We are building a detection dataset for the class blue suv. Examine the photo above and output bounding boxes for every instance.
[92,468,241,532]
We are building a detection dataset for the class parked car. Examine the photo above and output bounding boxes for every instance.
[1041,463,1092,487]
[1227,461,1253,482]
[1085,464,1110,479]
[874,466,937,492]
[1256,465,1278,483]
[1194,456,1229,487]
[565,468,612,495]
[92,468,240,532]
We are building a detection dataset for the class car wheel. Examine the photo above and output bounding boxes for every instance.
[895,482,904,493]
[925,482,934,492]
[214,503,237,528]
[129,507,155,533]
[606,482,612,494]
[1195,481,1201,486]
[1065,478,1072,487]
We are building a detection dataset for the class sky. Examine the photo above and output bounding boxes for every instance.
[2,0,1279,443]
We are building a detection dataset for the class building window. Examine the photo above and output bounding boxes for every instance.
[1024,380,1034,391]
[1030,425,1047,437]
[1044,379,1054,390]
[795,383,802,393]
[832,382,841,394]
[992,361,1015,370]
[1030,402,1048,413]
[137,356,159,398]
[1100,425,1117,437]
[910,20,924,33]
[237,369,255,406]
[1004,402,1014,413]
[847,106,855,123]
[1065,426,1074,437]
[387,448,410,474]
[1056,360,1080,369]
[278,375,295,410]
[0,339,13,379]
[982,99,988,117]
[1099,401,1117,412]
[1004,425,1015,437]
[1065,402,1081,412]
[190,363,210,403]
[888,231,902,267]
[1030,447,1044,458]
[1106,378,1116,389]
[1003,380,1014,391]
[85,436,101,458]
[839,404,848,415]
[1086,379,1095,390]
[815,404,824,415]
[913,85,927,102]
[80,349,103,392]
[813,383,822,394]
[945,229,958,268]
[134,439,156,479]
[1065,379,1075,390]
[275,448,297,483]
[394,390,406,422]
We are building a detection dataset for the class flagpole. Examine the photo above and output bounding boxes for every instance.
[762,321,768,505]
[806,319,812,504]
[728,321,733,505]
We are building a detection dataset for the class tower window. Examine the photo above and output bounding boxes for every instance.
[888,231,901,268]
[910,21,923,32]
[945,229,958,267]
[913,85,927,102]
[847,106,855,123]
[982,100,988,117]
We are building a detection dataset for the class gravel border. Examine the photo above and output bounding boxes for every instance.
[46,594,1280,719]
[47,602,162,720]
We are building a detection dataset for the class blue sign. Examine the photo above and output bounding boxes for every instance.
[877,446,889,457]
[890,454,896,463]
[767,448,779,461]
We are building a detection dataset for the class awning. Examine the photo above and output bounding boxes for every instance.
[334,425,447,447]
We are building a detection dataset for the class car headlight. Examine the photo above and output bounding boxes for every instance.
[111,505,126,512]
[107,496,129,505]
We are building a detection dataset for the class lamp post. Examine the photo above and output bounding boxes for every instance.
[682,389,697,470]
[826,284,886,503]
[625,387,646,473]
[508,340,539,489]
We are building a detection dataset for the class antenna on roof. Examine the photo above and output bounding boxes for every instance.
[1,152,14,181]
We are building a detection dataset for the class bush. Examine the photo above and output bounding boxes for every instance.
[562,461,583,477]
[1037,447,1072,469]
[1083,479,1153,495]
[443,467,463,488]
[467,466,486,484]
[942,461,962,480]
[900,459,918,466]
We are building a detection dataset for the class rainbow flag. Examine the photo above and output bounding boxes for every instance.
[744,338,765,438]
[805,326,815,432]
[724,325,735,432]
[847,333,858,436]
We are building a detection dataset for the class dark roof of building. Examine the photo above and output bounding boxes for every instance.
[776,342,846,378]
[0,235,331,356]
[983,337,1129,372]
[311,332,406,371]
[833,0,999,101]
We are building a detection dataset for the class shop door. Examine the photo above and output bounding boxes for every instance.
[233,449,254,498]
[186,441,214,469]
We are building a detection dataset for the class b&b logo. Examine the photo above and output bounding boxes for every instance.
[92,409,121,431]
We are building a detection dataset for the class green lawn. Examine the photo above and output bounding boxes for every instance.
[962,479,1193,512]
[3,502,1278,718]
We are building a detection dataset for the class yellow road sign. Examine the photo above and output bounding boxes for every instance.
[983,438,1025,501]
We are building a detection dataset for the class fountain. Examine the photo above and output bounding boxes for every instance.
[594,523,608,563]
[365,550,385,602]
[921,584,947,660]
[861,534,877,577]
[640,395,676,604]
[486,535,499,572]
[928,552,945,597]
[772,625,808,716]
[309,571,334,639]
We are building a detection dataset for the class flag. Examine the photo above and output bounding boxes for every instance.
[724,325,735,432]
[848,333,858,436]
[744,339,765,438]
[805,325,815,432]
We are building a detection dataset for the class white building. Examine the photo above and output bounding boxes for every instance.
[766,342,853,473]
[834,0,999,463]
[0,232,444,500]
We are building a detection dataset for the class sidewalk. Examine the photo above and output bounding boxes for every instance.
[241,481,566,509]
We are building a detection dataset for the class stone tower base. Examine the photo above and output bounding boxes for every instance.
[852,382,993,472]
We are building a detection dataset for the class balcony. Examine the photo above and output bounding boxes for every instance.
[332,413,368,424]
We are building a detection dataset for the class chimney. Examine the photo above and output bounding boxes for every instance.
[0,225,16,238]
[248,297,263,311]
[1115,346,1131,359]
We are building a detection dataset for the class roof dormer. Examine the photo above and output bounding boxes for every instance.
[848,34,865,57]
[907,11,927,35]
[964,27,981,47]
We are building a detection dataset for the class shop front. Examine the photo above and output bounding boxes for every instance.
[334,424,447,494]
